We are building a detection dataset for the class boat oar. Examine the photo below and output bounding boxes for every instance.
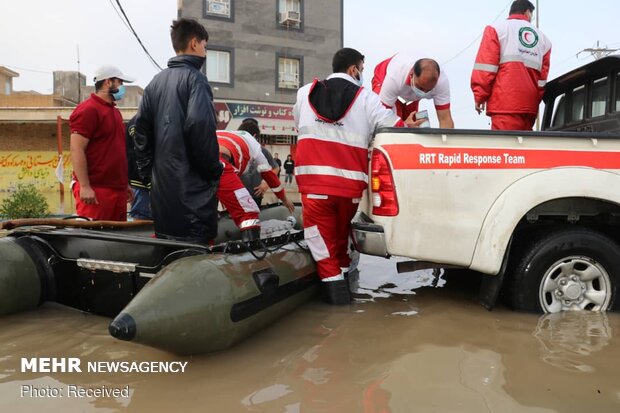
[0,218,153,230]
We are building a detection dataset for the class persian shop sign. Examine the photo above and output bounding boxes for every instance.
[0,151,70,191]
[214,101,296,134]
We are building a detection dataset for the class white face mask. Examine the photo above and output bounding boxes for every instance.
[412,84,431,99]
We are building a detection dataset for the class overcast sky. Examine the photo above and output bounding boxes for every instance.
[2,0,619,128]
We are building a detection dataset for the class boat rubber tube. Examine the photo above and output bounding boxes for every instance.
[0,238,43,316]
[109,246,317,355]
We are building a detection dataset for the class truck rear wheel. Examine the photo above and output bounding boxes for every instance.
[507,228,619,313]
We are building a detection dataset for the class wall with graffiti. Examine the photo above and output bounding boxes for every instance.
[0,151,74,215]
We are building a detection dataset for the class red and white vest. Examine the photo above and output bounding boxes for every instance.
[471,14,552,115]
[293,73,402,198]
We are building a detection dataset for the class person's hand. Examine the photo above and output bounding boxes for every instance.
[404,111,427,128]
[80,186,98,205]
[253,181,269,196]
[127,186,135,203]
[283,197,295,214]
[475,101,486,114]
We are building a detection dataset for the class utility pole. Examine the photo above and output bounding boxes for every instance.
[77,45,82,103]
[578,41,619,60]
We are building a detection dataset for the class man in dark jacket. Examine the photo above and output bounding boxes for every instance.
[126,115,151,220]
[134,18,222,242]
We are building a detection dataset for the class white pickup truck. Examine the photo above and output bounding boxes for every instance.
[352,56,620,313]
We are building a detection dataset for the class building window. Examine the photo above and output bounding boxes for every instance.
[206,49,231,84]
[4,79,10,95]
[205,0,232,20]
[278,0,302,29]
[278,57,300,90]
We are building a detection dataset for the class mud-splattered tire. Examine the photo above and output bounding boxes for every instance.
[507,228,619,313]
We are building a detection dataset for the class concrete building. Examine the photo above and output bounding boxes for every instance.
[178,0,343,148]
[0,66,19,95]
[53,71,86,105]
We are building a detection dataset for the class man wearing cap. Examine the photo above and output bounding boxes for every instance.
[371,54,455,128]
[471,0,552,130]
[69,65,134,221]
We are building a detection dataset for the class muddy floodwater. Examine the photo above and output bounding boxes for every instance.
[1,254,619,412]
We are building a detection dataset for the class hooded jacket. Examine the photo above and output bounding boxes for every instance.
[134,55,222,241]
[293,73,402,198]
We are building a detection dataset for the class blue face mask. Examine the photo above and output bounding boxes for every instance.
[111,84,126,101]
[412,84,431,99]
[353,67,363,87]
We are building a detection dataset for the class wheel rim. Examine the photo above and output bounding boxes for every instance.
[539,255,612,313]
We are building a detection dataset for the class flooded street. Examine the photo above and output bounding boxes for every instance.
[1,254,619,413]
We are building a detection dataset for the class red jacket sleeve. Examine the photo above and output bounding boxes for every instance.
[471,25,500,104]
[538,48,552,101]
[260,169,286,200]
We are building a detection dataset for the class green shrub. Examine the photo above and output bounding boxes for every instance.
[0,184,50,219]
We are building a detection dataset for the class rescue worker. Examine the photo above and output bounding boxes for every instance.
[217,121,295,242]
[372,53,455,128]
[471,0,552,130]
[294,47,423,305]
[239,118,279,208]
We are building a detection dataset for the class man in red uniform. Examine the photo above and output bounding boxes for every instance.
[471,0,552,130]
[372,53,454,128]
[217,121,295,242]
[70,65,134,220]
[294,48,422,305]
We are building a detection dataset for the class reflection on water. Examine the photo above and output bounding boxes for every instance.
[533,312,612,373]
[0,255,619,412]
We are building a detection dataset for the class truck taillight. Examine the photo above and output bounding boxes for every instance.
[370,149,399,216]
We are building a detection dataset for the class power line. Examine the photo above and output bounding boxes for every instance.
[577,41,619,60]
[442,0,512,66]
[110,0,163,71]
[107,0,131,32]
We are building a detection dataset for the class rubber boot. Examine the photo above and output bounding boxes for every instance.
[320,279,351,305]
[346,269,360,292]
[241,227,261,243]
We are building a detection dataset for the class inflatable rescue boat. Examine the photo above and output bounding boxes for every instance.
[0,205,317,355]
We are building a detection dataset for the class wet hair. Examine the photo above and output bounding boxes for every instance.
[332,48,365,73]
[413,59,440,77]
[170,18,209,53]
[238,120,260,137]
[510,0,535,15]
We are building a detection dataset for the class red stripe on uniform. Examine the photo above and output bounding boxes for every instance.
[297,139,369,172]
[217,131,251,173]
[383,144,620,170]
